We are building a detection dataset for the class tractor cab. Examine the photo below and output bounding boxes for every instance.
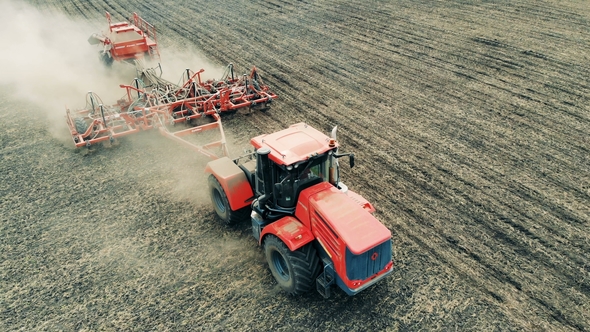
[249,123,354,220]
[274,153,329,208]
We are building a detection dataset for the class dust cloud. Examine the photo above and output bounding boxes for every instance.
[0,0,242,212]
[156,45,226,84]
[0,1,226,141]
[0,1,127,138]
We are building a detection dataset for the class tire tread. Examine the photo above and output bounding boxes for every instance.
[264,235,320,295]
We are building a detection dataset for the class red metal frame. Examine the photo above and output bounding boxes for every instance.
[65,66,277,154]
[79,12,277,155]
[93,11,160,63]
[159,113,229,159]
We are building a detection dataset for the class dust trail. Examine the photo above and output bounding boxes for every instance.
[0,1,125,138]
[157,45,226,84]
[0,1,226,141]
[0,0,240,208]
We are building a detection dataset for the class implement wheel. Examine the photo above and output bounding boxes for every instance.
[263,235,320,295]
[208,175,250,224]
[99,51,113,67]
[74,118,89,136]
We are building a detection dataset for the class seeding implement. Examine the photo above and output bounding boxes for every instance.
[88,12,160,66]
[68,11,393,298]
[65,64,276,151]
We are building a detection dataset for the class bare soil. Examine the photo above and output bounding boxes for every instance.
[1,0,589,331]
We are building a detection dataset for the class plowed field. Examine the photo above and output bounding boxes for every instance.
[1,0,589,331]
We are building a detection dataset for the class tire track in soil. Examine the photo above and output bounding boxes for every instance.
[272,0,580,326]
[330,4,588,326]
[232,0,590,326]
[323,9,590,138]
[362,147,588,330]
[163,1,590,328]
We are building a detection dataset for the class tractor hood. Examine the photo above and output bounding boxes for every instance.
[307,183,391,255]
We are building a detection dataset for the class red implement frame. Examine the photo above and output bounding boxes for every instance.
[65,66,277,159]
[89,12,160,63]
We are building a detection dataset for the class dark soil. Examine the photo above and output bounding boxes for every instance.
[2,0,589,331]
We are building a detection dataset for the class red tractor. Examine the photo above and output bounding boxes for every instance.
[205,123,393,297]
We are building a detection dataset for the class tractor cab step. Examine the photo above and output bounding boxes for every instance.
[316,258,335,299]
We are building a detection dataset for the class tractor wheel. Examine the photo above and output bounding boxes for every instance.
[208,175,250,224]
[263,235,321,295]
[74,117,89,136]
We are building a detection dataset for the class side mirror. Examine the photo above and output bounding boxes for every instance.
[349,154,355,168]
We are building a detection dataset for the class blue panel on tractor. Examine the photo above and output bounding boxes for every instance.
[345,239,392,281]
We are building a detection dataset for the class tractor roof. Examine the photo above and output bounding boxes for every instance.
[250,123,338,166]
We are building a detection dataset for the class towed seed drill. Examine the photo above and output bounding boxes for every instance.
[68,12,393,298]
[88,12,160,67]
[66,63,276,151]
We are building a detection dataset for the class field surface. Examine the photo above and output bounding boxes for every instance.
[1,0,589,331]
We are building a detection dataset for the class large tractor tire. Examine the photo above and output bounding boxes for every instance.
[208,175,250,224]
[263,235,321,295]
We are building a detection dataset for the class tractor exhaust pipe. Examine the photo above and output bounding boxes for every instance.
[255,147,273,208]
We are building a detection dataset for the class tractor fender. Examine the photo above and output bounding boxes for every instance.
[259,216,315,251]
[205,157,254,211]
